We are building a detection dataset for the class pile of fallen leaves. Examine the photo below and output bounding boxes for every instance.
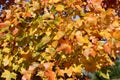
[0,0,119,80]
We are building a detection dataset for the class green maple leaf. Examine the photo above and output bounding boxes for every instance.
[1,70,17,80]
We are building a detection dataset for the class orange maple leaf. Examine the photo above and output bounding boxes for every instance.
[103,42,111,54]
[12,27,19,35]
[56,39,72,54]
[44,69,56,80]
[0,21,10,28]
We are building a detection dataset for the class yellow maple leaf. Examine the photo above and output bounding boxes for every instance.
[56,5,65,12]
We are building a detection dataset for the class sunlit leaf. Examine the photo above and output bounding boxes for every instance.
[56,5,65,12]
[65,67,73,77]
[12,64,19,71]
[53,31,65,40]
[3,55,10,66]
[42,13,54,19]
[75,31,89,45]
[45,47,56,54]
[2,47,11,53]
[99,70,110,79]
[52,41,58,48]
[49,0,61,3]
[73,64,82,73]
[75,5,82,11]
[0,0,119,79]
[41,36,51,45]
[113,30,120,39]
[1,70,17,80]
[99,30,111,39]
[15,0,20,3]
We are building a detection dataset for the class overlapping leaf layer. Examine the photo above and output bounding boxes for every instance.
[0,0,119,80]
